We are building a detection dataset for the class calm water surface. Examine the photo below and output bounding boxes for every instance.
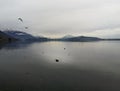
[0,41,120,91]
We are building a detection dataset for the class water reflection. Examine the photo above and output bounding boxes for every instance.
[0,41,37,50]
[0,41,120,91]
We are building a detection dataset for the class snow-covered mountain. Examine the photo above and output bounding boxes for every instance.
[62,35,74,39]
[4,31,34,41]
[0,31,17,42]
[4,31,48,42]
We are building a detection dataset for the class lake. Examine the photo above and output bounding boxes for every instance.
[0,41,120,91]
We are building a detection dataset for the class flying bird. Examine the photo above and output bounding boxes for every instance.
[25,27,28,29]
[18,18,23,22]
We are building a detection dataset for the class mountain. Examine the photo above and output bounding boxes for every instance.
[60,36,102,42]
[4,31,48,42]
[1,30,120,43]
[4,31,35,41]
[62,35,74,39]
[0,31,17,42]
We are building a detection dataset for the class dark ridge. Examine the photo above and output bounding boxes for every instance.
[0,30,17,43]
[1,30,120,43]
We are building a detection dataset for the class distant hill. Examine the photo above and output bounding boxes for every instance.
[4,31,48,42]
[62,35,74,39]
[2,30,120,43]
[0,31,17,42]
[60,36,102,42]
[4,31,34,41]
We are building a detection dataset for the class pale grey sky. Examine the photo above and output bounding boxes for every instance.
[0,0,120,38]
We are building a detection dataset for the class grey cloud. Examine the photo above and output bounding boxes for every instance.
[0,0,120,38]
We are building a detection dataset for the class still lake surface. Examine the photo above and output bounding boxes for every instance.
[0,41,120,91]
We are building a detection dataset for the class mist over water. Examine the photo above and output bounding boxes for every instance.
[0,41,120,91]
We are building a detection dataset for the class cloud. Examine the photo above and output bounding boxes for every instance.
[82,28,120,38]
[0,0,120,37]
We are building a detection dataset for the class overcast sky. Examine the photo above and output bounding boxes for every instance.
[0,0,120,38]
